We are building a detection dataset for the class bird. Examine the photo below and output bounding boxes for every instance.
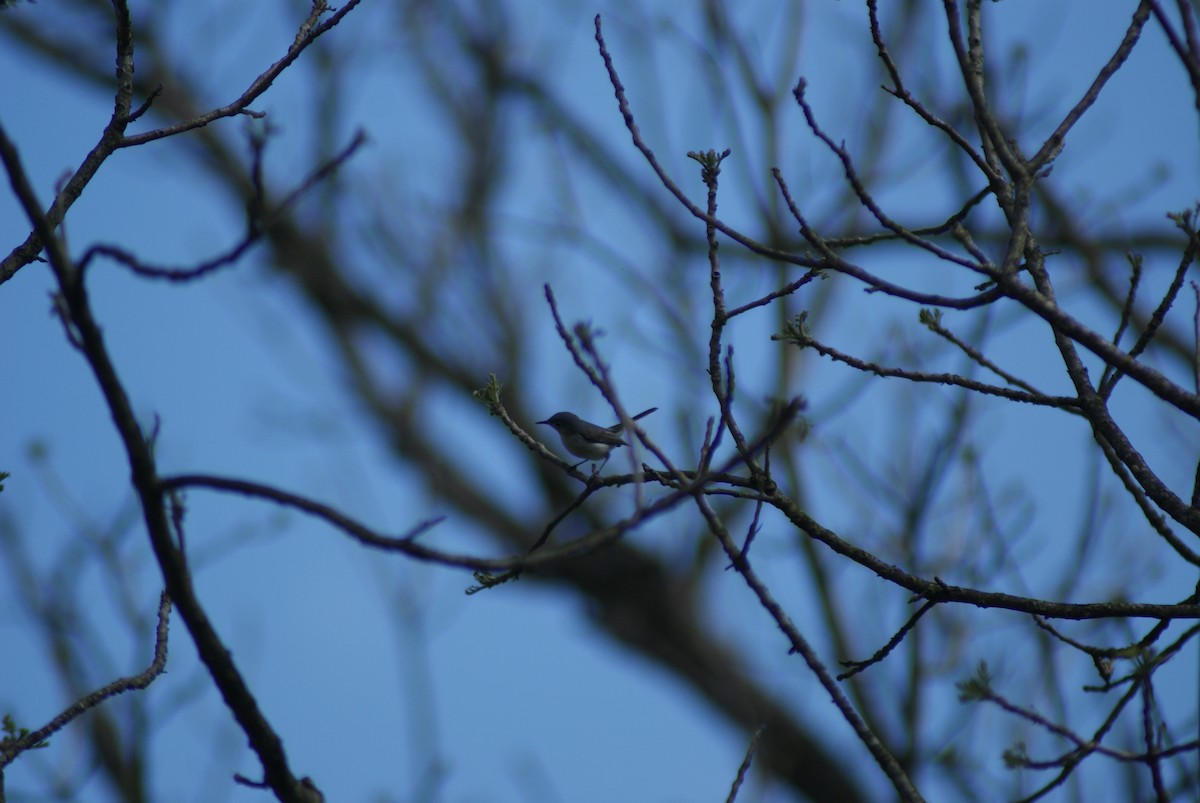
[538,407,657,470]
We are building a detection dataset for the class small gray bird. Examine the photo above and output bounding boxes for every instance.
[538,407,657,469]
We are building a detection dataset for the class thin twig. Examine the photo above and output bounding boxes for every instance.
[118,1,363,148]
[693,493,925,802]
[839,600,939,680]
[1029,1,1153,172]
[724,726,765,803]
[1100,229,1199,398]
[79,131,367,282]
[788,328,1083,411]
[0,593,172,765]
[922,314,1050,397]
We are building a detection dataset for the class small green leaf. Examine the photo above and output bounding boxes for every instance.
[955,661,992,702]
[472,375,504,415]
[465,569,521,595]
[686,148,732,183]
[772,312,811,347]
[1001,741,1029,769]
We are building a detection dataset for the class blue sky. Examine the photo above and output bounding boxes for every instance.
[3,2,1198,801]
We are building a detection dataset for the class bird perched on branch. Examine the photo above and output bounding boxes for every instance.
[538,407,657,470]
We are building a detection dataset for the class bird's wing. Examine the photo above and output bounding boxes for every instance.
[590,429,627,446]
